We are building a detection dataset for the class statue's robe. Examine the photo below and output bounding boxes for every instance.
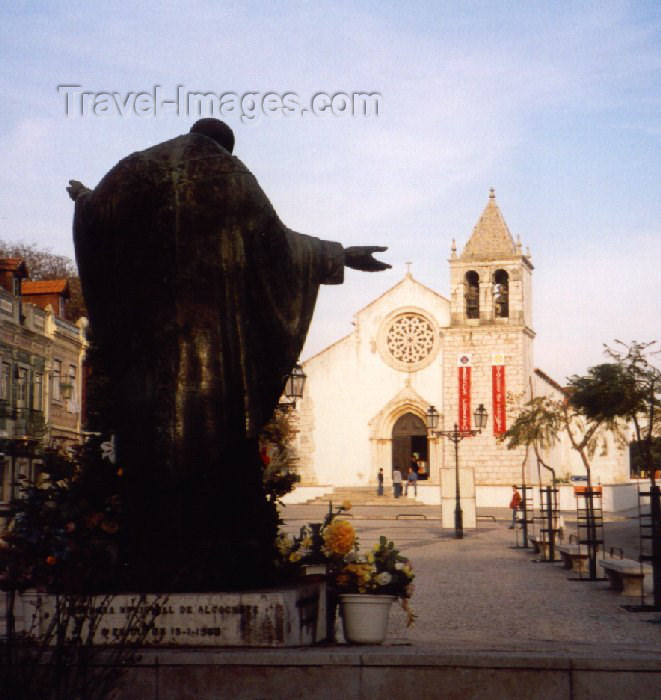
[72,133,344,588]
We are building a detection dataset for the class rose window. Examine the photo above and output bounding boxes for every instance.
[386,313,435,364]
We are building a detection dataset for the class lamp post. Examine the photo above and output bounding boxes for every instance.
[426,403,488,539]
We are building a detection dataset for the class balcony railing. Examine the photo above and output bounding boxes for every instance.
[12,408,47,438]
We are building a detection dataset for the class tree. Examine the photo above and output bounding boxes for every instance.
[504,372,627,488]
[0,239,86,321]
[599,340,661,486]
[501,393,563,484]
[630,437,661,478]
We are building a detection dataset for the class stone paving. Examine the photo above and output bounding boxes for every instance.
[281,503,661,648]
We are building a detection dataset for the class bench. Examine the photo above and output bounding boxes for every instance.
[395,513,427,520]
[529,536,553,560]
[556,544,590,574]
[598,558,652,596]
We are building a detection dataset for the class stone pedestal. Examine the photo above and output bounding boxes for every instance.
[440,466,476,530]
[17,582,326,647]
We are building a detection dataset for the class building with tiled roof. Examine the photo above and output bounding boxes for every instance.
[0,260,87,512]
[21,279,70,318]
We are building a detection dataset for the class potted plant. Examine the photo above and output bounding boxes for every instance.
[274,502,355,641]
[274,501,354,574]
[335,536,415,644]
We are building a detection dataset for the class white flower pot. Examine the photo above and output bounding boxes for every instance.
[339,593,395,644]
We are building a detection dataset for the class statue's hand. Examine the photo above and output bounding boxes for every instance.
[344,246,391,272]
[67,180,90,202]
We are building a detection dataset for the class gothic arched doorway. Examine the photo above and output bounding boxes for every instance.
[391,412,429,480]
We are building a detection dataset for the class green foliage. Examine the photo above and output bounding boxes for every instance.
[501,395,563,453]
[601,340,661,480]
[630,437,661,476]
[568,363,642,421]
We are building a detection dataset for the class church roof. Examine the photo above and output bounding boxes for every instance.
[461,189,517,260]
[354,270,449,318]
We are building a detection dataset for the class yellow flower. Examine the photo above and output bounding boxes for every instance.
[301,535,313,548]
[289,550,302,563]
[366,552,374,564]
[341,500,352,511]
[322,520,356,556]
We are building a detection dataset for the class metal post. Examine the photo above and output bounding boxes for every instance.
[651,485,661,609]
[586,488,597,579]
[454,431,463,539]
[545,488,556,562]
[521,484,529,548]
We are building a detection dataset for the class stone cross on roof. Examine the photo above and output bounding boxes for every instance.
[461,188,517,260]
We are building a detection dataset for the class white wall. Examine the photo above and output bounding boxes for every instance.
[298,276,450,487]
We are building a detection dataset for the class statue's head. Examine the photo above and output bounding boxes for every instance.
[190,118,235,154]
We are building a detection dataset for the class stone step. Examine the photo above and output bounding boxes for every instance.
[304,487,425,507]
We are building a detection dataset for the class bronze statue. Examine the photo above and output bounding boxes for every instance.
[68,119,389,589]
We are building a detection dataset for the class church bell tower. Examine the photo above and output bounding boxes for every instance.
[441,189,534,484]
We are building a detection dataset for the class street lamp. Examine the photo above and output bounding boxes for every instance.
[279,363,307,411]
[425,403,488,539]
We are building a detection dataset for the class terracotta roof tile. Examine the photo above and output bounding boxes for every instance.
[0,258,28,273]
[22,279,70,296]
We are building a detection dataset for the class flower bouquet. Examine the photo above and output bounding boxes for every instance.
[274,501,355,571]
[335,535,415,627]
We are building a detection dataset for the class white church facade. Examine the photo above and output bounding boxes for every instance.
[292,191,630,508]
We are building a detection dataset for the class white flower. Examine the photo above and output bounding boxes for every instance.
[100,435,116,464]
[395,562,404,570]
[375,572,392,586]
[344,551,358,563]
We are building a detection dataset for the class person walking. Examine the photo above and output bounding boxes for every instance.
[377,468,384,496]
[509,485,522,529]
[405,467,418,497]
[392,468,402,498]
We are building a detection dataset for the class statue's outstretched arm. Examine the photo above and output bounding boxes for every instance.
[67,180,91,202]
[344,246,391,272]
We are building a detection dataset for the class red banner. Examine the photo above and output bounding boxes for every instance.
[458,365,471,431]
[492,364,506,436]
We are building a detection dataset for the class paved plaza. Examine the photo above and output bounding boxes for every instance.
[281,502,661,649]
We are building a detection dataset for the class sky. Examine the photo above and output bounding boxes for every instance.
[1,0,660,383]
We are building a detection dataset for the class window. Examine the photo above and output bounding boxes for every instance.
[0,458,9,503]
[67,365,77,412]
[53,359,61,400]
[493,269,509,318]
[33,372,43,411]
[16,367,27,408]
[465,271,480,319]
[0,363,9,402]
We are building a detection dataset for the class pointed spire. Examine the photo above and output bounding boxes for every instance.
[450,239,457,259]
[405,261,413,278]
[460,189,517,260]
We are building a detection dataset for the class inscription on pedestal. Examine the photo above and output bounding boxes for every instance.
[19,583,325,648]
